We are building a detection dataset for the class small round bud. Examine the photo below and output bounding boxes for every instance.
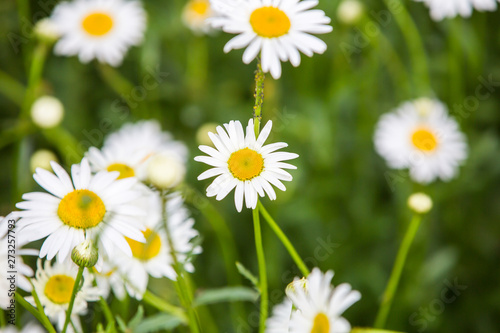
[337,0,364,25]
[285,277,308,298]
[196,123,218,147]
[147,153,186,189]
[72,240,98,267]
[34,18,60,43]
[407,192,433,214]
[31,96,64,128]
[30,149,58,173]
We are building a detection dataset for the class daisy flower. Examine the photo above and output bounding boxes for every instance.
[2,322,45,333]
[182,0,215,34]
[195,118,298,212]
[0,214,39,310]
[111,190,201,299]
[87,120,188,182]
[374,98,468,184]
[16,158,146,264]
[414,0,499,20]
[266,268,361,333]
[26,259,101,332]
[209,0,333,79]
[51,0,147,66]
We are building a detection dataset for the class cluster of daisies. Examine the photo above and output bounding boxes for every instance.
[1,121,201,331]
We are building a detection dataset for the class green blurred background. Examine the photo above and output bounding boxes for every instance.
[1,0,500,332]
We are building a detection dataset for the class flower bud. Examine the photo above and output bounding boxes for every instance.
[30,149,58,173]
[147,153,186,189]
[72,240,98,267]
[407,192,433,214]
[31,96,64,128]
[196,123,218,147]
[337,0,364,25]
[285,277,308,298]
[34,18,60,44]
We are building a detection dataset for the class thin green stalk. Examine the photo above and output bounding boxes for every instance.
[258,202,310,277]
[42,127,83,165]
[0,120,35,151]
[0,69,25,106]
[448,19,463,104]
[98,297,116,332]
[21,42,49,119]
[143,290,188,323]
[15,292,56,333]
[253,202,268,333]
[374,214,423,328]
[0,309,5,327]
[29,279,56,333]
[16,0,32,70]
[253,60,265,135]
[62,266,84,333]
[382,0,430,96]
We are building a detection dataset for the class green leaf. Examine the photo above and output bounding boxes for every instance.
[351,328,406,333]
[193,286,259,307]
[134,313,183,333]
[236,261,259,288]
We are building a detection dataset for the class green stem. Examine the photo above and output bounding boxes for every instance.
[253,202,268,333]
[15,292,56,333]
[374,214,423,328]
[0,69,25,106]
[98,297,116,332]
[258,202,310,277]
[62,266,84,333]
[29,279,56,332]
[253,60,265,136]
[382,0,430,96]
[0,120,35,151]
[143,290,188,323]
[21,42,49,119]
[0,310,5,327]
[42,126,83,165]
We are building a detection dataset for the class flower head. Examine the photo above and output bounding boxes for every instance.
[51,0,147,66]
[374,98,468,184]
[183,0,215,34]
[16,158,146,264]
[209,0,332,79]
[195,118,298,212]
[414,0,499,20]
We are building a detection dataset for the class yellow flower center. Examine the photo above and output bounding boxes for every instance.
[190,0,209,15]
[107,163,135,179]
[125,228,162,261]
[250,6,291,38]
[310,313,330,333]
[44,274,75,304]
[228,148,264,181]
[411,128,438,152]
[57,190,106,229]
[82,12,114,36]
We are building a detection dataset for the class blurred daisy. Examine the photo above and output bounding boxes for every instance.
[92,261,127,300]
[182,0,215,34]
[112,191,201,299]
[16,158,146,264]
[0,214,38,310]
[414,0,499,20]
[195,118,298,212]
[2,322,45,333]
[51,0,147,66]
[266,268,361,333]
[374,98,468,184]
[209,0,332,79]
[26,259,101,332]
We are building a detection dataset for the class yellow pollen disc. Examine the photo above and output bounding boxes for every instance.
[125,228,162,261]
[82,12,114,36]
[44,274,75,304]
[412,128,438,152]
[107,163,135,179]
[310,313,330,333]
[57,190,106,229]
[250,6,291,38]
[228,148,264,181]
[190,0,209,15]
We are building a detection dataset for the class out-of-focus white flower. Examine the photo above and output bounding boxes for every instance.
[414,0,499,20]
[30,96,64,128]
[30,149,58,173]
[147,153,186,189]
[196,122,219,147]
[34,18,61,43]
[337,0,364,25]
[182,0,215,34]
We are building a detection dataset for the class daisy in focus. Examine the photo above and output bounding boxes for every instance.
[51,0,147,66]
[374,98,468,184]
[209,0,332,79]
[266,268,361,333]
[16,158,146,264]
[195,118,298,212]
[26,259,101,332]
[0,214,38,309]
[111,191,201,299]
[182,0,215,34]
[414,0,499,20]
[87,120,188,185]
